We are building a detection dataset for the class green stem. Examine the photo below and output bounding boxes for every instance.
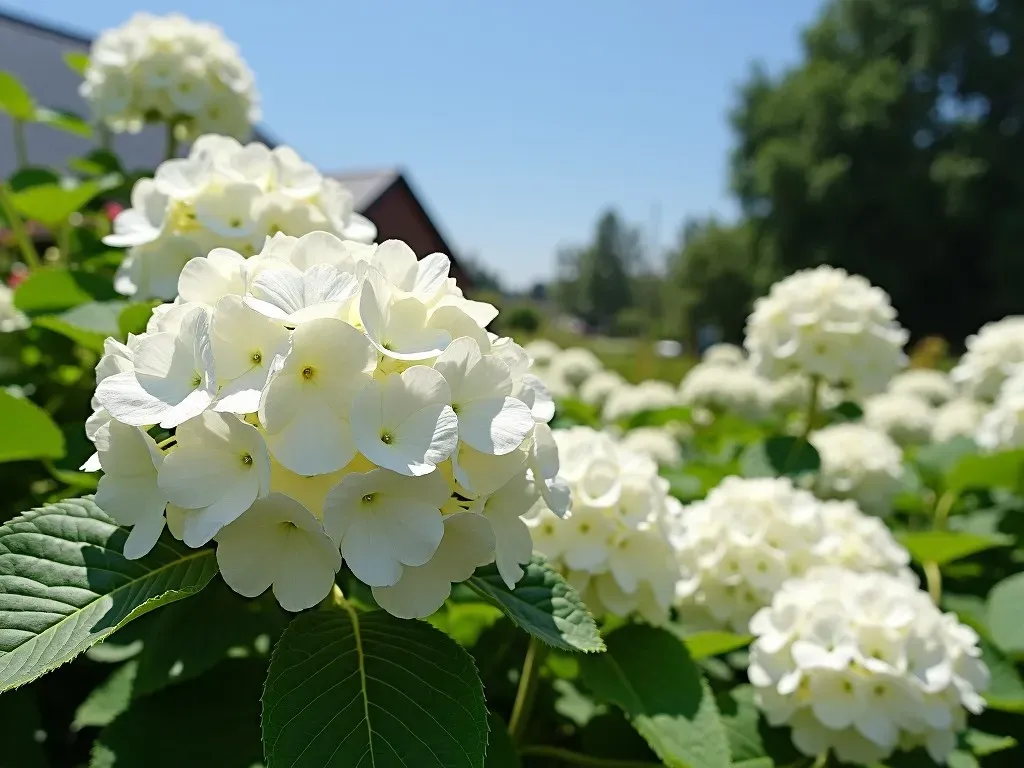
[518,746,661,768]
[811,752,829,768]
[58,222,71,264]
[0,183,41,270]
[509,637,544,744]
[164,120,179,161]
[800,374,821,440]
[12,119,27,168]
[925,490,958,605]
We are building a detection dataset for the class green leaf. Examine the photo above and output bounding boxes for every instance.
[0,71,35,119]
[0,687,48,767]
[69,149,123,177]
[551,398,600,428]
[73,660,137,731]
[680,630,753,660]
[579,624,731,768]
[467,554,604,653]
[0,390,65,464]
[623,406,692,429]
[64,51,90,76]
[262,605,489,768]
[962,729,1016,757]
[118,302,156,338]
[35,107,93,138]
[981,640,1024,712]
[987,572,1024,658]
[945,450,1024,494]
[913,437,977,489]
[15,269,119,314]
[34,301,128,353]
[942,593,990,639]
[426,601,503,647]
[132,578,287,697]
[740,436,820,478]
[716,686,800,766]
[485,712,520,768]
[0,496,218,693]
[829,401,863,421]
[8,167,61,192]
[91,659,265,768]
[9,180,107,226]
[899,530,1008,566]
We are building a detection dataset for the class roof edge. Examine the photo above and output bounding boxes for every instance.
[0,5,92,45]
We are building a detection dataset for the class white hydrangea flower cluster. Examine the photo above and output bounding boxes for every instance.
[678,362,769,420]
[619,427,682,467]
[523,339,560,367]
[104,136,376,301]
[549,347,603,388]
[701,342,746,367]
[951,317,1024,401]
[932,399,986,444]
[527,427,681,625]
[744,266,908,399]
[749,567,988,765]
[671,477,911,632]
[887,369,956,406]
[0,284,28,333]
[579,369,627,408]
[603,380,680,422]
[86,232,569,617]
[976,369,1024,451]
[862,392,934,446]
[81,13,259,139]
[810,423,905,516]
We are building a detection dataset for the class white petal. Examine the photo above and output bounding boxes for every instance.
[459,397,534,455]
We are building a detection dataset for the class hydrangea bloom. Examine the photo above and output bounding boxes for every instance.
[0,284,28,333]
[523,339,560,367]
[602,380,680,422]
[671,477,910,632]
[678,363,768,420]
[579,369,626,407]
[745,266,908,399]
[932,399,986,444]
[976,370,1024,451]
[104,136,375,300]
[619,427,682,467]
[810,423,905,516]
[702,343,746,367]
[862,392,934,446]
[86,232,567,616]
[527,427,681,625]
[951,317,1024,401]
[749,567,988,765]
[549,347,603,387]
[887,369,956,406]
[81,13,259,139]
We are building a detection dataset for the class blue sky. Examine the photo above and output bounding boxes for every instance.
[7,0,823,287]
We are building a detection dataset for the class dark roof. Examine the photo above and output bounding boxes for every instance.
[331,169,402,211]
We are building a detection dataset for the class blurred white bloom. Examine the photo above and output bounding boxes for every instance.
[549,347,603,387]
[523,339,560,367]
[532,366,574,400]
[105,139,376,300]
[887,368,956,406]
[745,266,908,399]
[810,424,904,516]
[578,369,626,407]
[932,399,986,444]
[671,477,911,633]
[749,567,988,765]
[527,427,680,624]
[619,427,682,467]
[85,234,562,616]
[0,284,28,333]
[951,316,1024,401]
[976,369,1024,451]
[679,363,768,420]
[81,12,259,139]
[702,343,746,367]
[862,392,934,446]
[603,380,680,422]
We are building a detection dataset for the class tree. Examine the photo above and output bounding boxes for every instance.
[730,0,1024,343]
[664,218,770,346]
